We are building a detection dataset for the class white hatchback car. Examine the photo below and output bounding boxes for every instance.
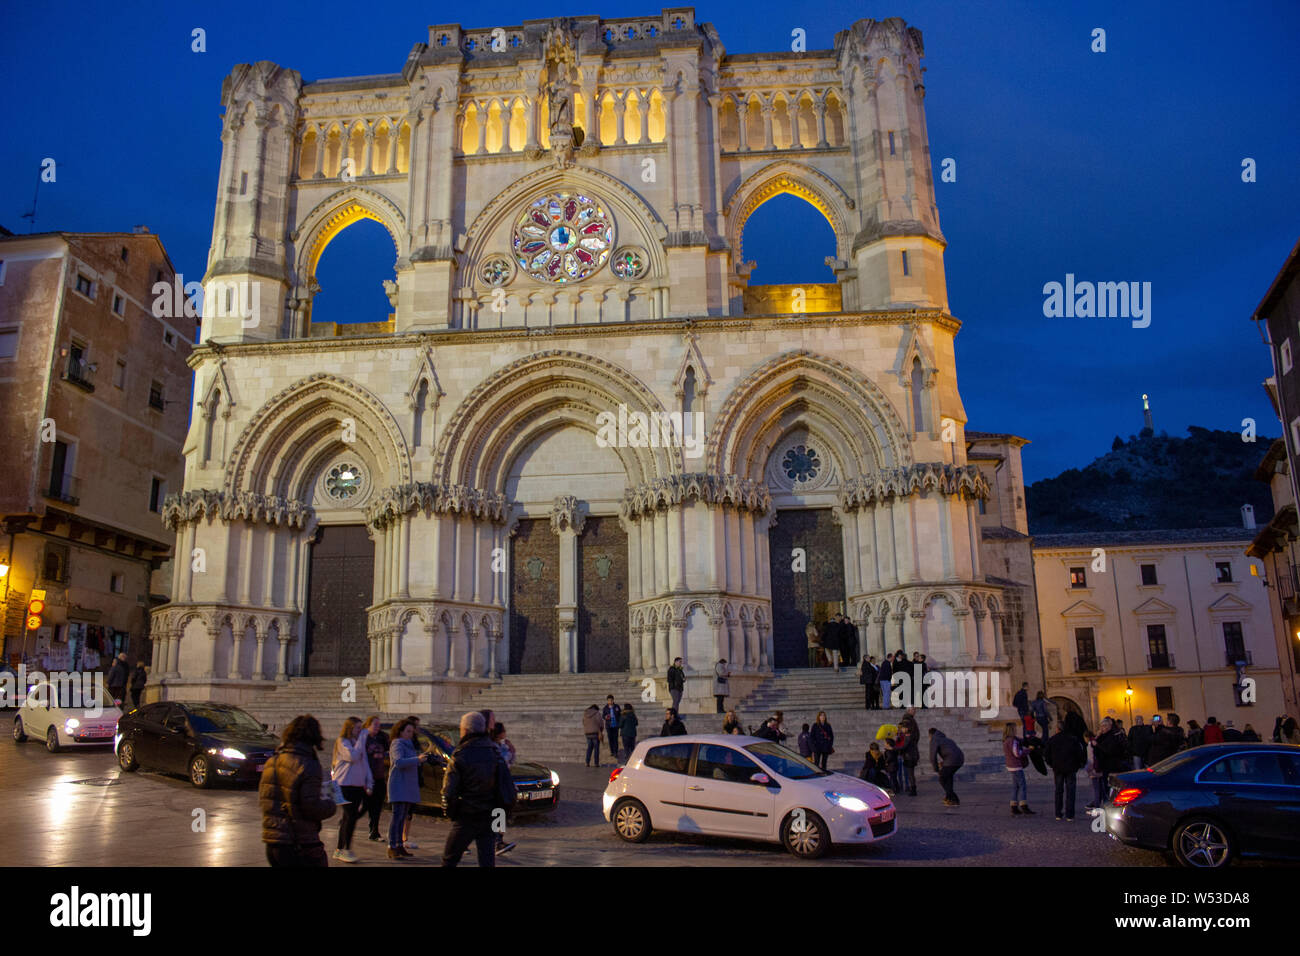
[603,734,896,858]
[12,680,122,753]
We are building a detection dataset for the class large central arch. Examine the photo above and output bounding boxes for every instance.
[725,161,857,265]
[290,186,407,288]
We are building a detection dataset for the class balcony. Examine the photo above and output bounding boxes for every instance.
[1146,652,1175,670]
[1225,650,1253,667]
[1073,656,1106,673]
[45,473,80,506]
[62,357,95,392]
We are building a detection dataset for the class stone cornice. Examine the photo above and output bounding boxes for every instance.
[839,463,989,510]
[161,490,314,530]
[183,309,962,369]
[620,473,772,520]
[364,482,510,528]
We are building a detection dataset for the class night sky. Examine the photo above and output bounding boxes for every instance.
[2,0,1296,481]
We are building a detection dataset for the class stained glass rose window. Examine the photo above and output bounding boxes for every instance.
[479,254,513,287]
[610,246,646,280]
[512,193,614,283]
[782,445,821,483]
[325,462,364,501]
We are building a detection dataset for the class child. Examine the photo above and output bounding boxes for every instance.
[1003,721,1032,816]
[797,723,812,759]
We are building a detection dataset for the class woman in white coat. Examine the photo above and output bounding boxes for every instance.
[713,658,730,714]
[330,716,373,863]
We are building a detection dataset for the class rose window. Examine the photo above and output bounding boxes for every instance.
[611,246,646,280]
[512,193,614,283]
[325,462,364,501]
[782,445,821,483]
[479,255,513,287]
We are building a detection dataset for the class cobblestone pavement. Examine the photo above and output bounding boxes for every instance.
[1,733,1200,868]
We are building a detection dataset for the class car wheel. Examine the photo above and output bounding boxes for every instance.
[1172,818,1233,868]
[611,798,651,843]
[12,717,26,743]
[118,740,139,772]
[782,810,830,860]
[189,755,212,789]
[46,726,61,754]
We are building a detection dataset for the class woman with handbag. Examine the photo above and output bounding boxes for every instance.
[386,718,431,860]
[713,658,730,714]
[810,711,835,771]
[258,715,338,867]
[331,717,373,863]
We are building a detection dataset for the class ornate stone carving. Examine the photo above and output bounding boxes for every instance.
[161,490,313,530]
[619,473,772,520]
[364,482,511,529]
[838,463,990,510]
[549,494,587,534]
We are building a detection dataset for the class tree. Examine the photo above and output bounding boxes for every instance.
[1111,436,1124,451]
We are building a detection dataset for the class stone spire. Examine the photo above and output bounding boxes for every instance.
[1142,393,1154,433]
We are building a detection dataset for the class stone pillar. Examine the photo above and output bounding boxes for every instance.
[991,612,1008,663]
[874,614,889,660]
[237,525,253,605]
[228,623,244,680]
[614,94,627,145]
[639,92,650,143]
[952,609,975,667]
[204,625,220,679]
[444,621,460,678]
[166,626,181,678]
[487,624,499,679]
[874,503,897,588]
[655,620,670,672]
[252,623,267,681]
[386,118,400,174]
[639,626,653,674]
[399,516,412,599]
[737,99,750,151]
[473,107,487,155]
[275,634,291,682]
[551,496,584,675]
[761,101,775,150]
[973,609,989,662]
[670,618,686,671]
[759,621,773,672]
[312,123,326,179]
[892,497,916,584]
[815,96,828,148]
[904,610,923,657]
[362,126,375,176]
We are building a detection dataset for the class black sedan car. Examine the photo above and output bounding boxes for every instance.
[116,701,280,788]
[385,724,560,815]
[1104,743,1300,867]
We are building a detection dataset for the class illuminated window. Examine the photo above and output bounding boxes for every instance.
[512,193,614,283]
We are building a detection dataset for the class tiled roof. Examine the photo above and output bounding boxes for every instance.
[1032,527,1252,549]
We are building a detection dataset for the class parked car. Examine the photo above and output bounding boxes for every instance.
[1105,743,1300,867]
[383,723,560,815]
[12,679,122,752]
[115,701,280,788]
[603,734,896,859]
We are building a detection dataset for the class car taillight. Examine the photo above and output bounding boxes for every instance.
[1112,787,1144,807]
[609,767,622,783]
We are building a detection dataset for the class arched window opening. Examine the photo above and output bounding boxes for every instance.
[741,193,836,285]
[323,126,343,178]
[772,96,793,149]
[508,99,527,151]
[825,92,846,146]
[484,101,505,154]
[396,122,411,172]
[310,218,397,328]
[298,128,318,179]
[910,357,926,433]
[203,388,220,462]
[625,91,644,145]
[599,92,617,145]
[718,98,740,151]
[796,94,817,147]
[412,379,429,448]
[646,90,666,143]
[461,103,481,154]
[373,122,393,173]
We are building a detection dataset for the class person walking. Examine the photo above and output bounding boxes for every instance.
[842,613,860,668]
[1031,691,1051,740]
[490,722,518,856]
[330,716,373,863]
[601,695,623,761]
[797,723,812,759]
[929,728,965,806]
[386,718,432,860]
[1127,715,1154,769]
[619,703,638,756]
[723,709,743,735]
[810,711,834,771]
[583,703,602,767]
[399,715,426,853]
[1185,719,1203,748]
[877,654,893,709]
[1202,716,1224,745]
[897,708,920,796]
[441,711,516,868]
[713,658,730,713]
[258,715,338,867]
[660,707,686,736]
[1003,722,1033,816]
[859,656,878,710]
[128,660,148,710]
[1013,682,1030,733]
[1093,717,1129,799]
[363,715,390,842]
[806,621,823,668]
[1145,712,1186,765]
[106,653,130,708]
[1241,723,1261,742]
[1045,722,1086,821]
[667,657,685,713]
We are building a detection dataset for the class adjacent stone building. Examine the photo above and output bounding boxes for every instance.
[152,9,1036,714]
[0,228,191,670]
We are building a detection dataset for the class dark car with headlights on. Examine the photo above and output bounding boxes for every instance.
[383,724,560,815]
[1104,743,1300,867]
[116,701,280,788]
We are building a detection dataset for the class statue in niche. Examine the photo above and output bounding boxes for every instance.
[540,17,587,166]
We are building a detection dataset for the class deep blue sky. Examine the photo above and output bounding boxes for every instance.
[3,0,1296,482]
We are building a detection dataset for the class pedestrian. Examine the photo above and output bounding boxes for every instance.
[882,737,901,792]
[1222,720,1242,742]
[929,728,965,806]
[895,651,911,705]
[1146,712,1185,764]
[1185,719,1203,748]
[1241,722,1260,742]
[860,742,890,790]
[897,708,920,796]
[601,695,622,760]
[797,723,812,758]
[1127,715,1153,768]
[1003,722,1033,816]
[772,710,789,743]
[723,709,743,735]
[1083,731,1104,809]
[843,613,860,668]
[490,722,518,856]
[128,660,147,710]
[1031,691,1051,740]
[582,704,602,766]
[1093,716,1129,798]
[910,652,925,707]
[1285,717,1300,744]
[713,658,729,713]
[1013,682,1030,732]
[259,714,338,867]
[660,707,686,736]
[825,617,844,671]
[753,717,781,742]
[1045,722,1086,821]
[363,715,389,842]
[400,714,425,852]
[810,711,834,771]
[386,717,432,860]
[441,711,515,868]
[667,657,685,713]
[106,652,129,707]
[330,716,373,863]
[806,621,823,668]
[877,653,893,709]
[1063,707,1087,740]
[1202,716,1224,744]
[619,703,638,756]
[859,655,877,710]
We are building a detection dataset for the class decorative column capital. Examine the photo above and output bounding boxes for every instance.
[549,494,587,534]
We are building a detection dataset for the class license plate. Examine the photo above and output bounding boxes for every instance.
[526,789,553,800]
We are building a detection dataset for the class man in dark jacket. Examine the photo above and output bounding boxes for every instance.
[1063,708,1087,739]
[839,614,860,668]
[106,653,130,706]
[822,618,842,672]
[859,656,878,710]
[128,660,148,710]
[442,711,515,868]
[877,655,893,709]
[929,728,964,805]
[1093,717,1130,795]
[666,658,685,713]
[1045,726,1087,820]
[601,696,623,761]
[752,718,781,742]
[660,708,686,736]
[1145,713,1185,765]
[1013,682,1030,731]
[1127,715,1154,768]
[259,715,338,867]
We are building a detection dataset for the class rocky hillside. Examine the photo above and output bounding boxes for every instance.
[1026,426,1274,533]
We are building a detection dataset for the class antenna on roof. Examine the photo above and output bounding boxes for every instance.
[20,162,41,233]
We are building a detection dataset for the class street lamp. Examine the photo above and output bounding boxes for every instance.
[1124,682,1134,726]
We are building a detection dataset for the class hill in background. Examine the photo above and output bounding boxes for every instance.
[1025,426,1274,534]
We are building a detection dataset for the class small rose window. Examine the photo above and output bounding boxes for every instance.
[611,246,646,280]
[479,255,513,287]
[782,445,821,483]
[325,462,364,501]
[512,193,614,283]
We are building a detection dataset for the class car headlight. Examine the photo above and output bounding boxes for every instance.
[64,718,81,731]
[550,770,561,786]
[824,791,869,813]
[220,748,246,761]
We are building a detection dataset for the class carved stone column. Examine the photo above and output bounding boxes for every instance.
[550,495,586,674]
[228,623,245,680]
[204,625,220,679]
[669,617,686,671]
[312,123,327,179]
[444,620,461,678]
[904,610,923,657]
[275,634,291,682]
[953,608,975,667]
[655,619,670,672]
[973,607,989,662]
[166,625,181,678]
[815,95,828,148]
[737,99,750,151]
[761,100,775,150]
